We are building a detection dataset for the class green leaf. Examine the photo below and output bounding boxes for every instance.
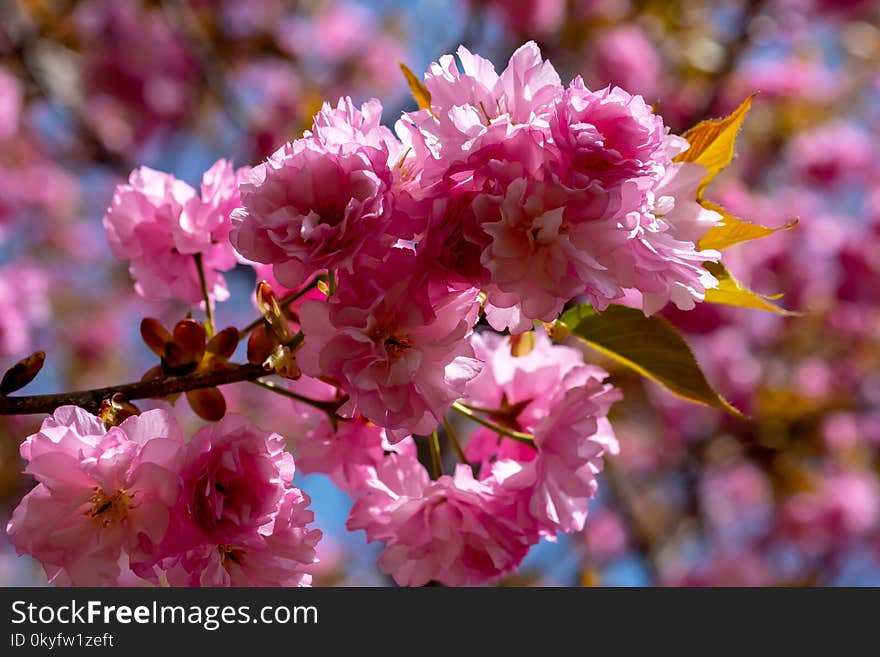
[698,199,798,251]
[675,94,754,195]
[703,262,797,315]
[556,304,745,418]
[399,63,432,112]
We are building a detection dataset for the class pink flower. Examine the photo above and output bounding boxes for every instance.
[103,160,246,303]
[576,159,723,315]
[6,406,185,586]
[165,489,321,587]
[549,80,722,314]
[728,56,838,105]
[231,97,402,289]
[309,96,402,157]
[160,414,322,586]
[549,80,678,188]
[482,301,534,334]
[779,471,880,552]
[347,454,535,586]
[231,60,303,158]
[171,414,295,544]
[426,41,562,133]
[690,462,774,549]
[277,1,375,60]
[295,414,416,495]
[274,2,408,100]
[400,46,722,320]
[402,41,561,181]
[527,385,620,534]
[476,177,619,323]
[298,249,482,441]
[667,550,773,587]
[0,161,79,244]
[463,330,621,537]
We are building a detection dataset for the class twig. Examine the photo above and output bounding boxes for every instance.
[442,416,469,465]
[249,378,345,423]
[0,363,268,416]
[429,430,443,479]
[194,253,215,338]
[450,401,536,448]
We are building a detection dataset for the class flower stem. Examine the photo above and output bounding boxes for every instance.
[327,270,336,296]
[450,401,536,448]
[442,416,470,465]
[249,378,344,425]
[455,401,501,415]
[429,430,443,479]
[193,253,214,338]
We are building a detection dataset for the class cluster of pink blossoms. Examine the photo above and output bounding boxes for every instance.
[6,408,320,586]
[233,43,720,332]
[103,159,248,304]
[91,41,725,585]
[228,41,721,437]
[292,330,619,585]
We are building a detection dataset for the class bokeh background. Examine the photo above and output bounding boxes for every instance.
[1,0,879,586]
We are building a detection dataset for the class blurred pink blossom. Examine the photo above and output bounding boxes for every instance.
[104,160,246,303]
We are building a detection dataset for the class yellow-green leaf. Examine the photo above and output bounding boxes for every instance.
[703,262,797,316]
[698,199,798,251]
[399,63,432,112]
[675,94,754,194]
[556,304,744,418]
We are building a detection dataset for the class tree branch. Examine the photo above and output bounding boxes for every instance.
[0,362,268,416]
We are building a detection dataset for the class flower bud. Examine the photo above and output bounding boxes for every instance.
[1,351,45,396]
[256,281,292,342]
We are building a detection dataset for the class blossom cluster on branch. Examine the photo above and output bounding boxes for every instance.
[7,407,320,586]
[4,40,766,586]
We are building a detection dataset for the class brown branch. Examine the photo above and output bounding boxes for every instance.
[0,362,268,416]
